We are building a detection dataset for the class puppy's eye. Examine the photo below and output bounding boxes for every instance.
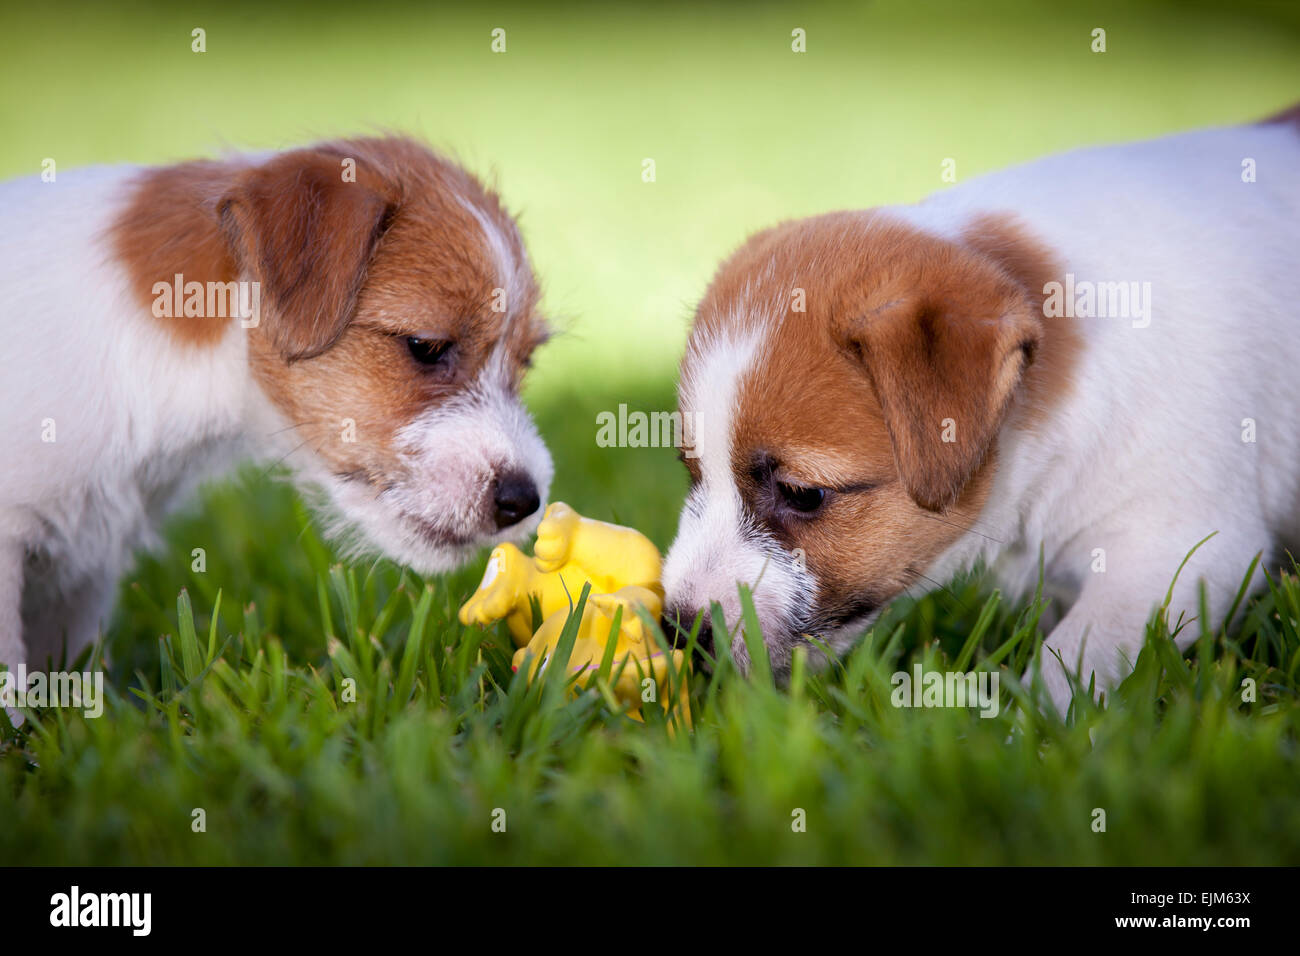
[777,481,825,514]
[406,337,452,366]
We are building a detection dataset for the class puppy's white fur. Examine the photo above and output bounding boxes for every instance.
[0,155,551,670]
[664,119,1300,710]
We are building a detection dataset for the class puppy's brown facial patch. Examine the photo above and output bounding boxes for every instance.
[667,210,1071,660]
[234,139,547,484]
[731,348,996,634]
[110,137,553,568]
[113,137,547,485]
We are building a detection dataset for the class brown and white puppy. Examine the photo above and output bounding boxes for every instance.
[0,136,551,669]
[661,114,1300,711]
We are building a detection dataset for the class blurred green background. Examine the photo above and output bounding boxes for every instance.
[4,0,1298,408]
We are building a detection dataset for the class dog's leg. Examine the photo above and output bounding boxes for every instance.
[0,544,24,670]
[0,544,26,726]
[1030,527,1268,716]
[22,571,114,670]
[1032,587,1160,716]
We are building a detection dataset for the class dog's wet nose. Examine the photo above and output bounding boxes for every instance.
[492,471,540,528]
[663,607,714,657]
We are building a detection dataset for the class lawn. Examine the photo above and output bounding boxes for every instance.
[2,0,1299,865]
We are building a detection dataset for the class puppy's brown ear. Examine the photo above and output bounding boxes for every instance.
[218,150,395,361]
[843,276,1041,513]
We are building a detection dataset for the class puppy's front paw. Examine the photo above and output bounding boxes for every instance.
[533,502,581,573]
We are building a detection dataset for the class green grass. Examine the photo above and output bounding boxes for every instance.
[3,0,1300,864]
[3,0,1298,392]
[2,392,1299,865]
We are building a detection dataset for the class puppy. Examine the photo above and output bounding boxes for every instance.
[0,137,552,671]
[661,108,1300,711]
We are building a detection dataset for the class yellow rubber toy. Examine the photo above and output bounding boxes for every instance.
[457,502,689,723]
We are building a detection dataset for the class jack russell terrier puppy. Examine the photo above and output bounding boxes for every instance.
[0,137,552,672]
[661,107,1300,712]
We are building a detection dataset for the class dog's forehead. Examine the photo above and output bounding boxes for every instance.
[678,324,763,487]
[680,211,1015,488]
[333,136,541,343]
[681,300,891,491]
[368,202,536,315]
[454,193,537,314]
[692,210,993,331]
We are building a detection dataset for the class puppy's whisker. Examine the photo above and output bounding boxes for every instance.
[258,438,316,481]
[915,510,1005,545]
[265,420,334,438]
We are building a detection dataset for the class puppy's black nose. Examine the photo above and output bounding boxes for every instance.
[492,471,540,528]
[663,607,713,657]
